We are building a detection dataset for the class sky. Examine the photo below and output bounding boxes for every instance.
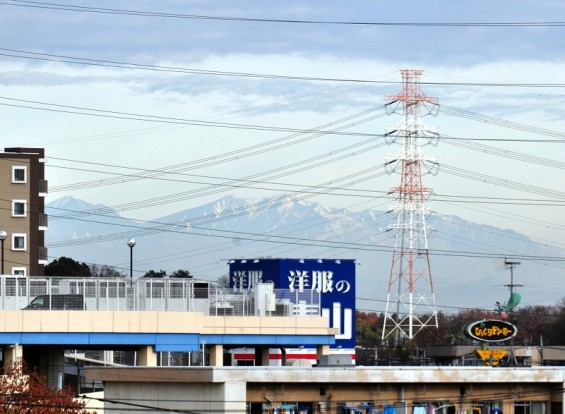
[0,1,564,309]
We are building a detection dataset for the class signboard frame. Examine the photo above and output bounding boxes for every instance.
[229,258,356,349]
[463,319,517,343]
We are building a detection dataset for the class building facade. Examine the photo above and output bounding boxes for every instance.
[0,147,47,276]
[86,365,565,414]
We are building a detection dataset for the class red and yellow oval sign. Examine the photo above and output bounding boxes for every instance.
[463,319,517,342]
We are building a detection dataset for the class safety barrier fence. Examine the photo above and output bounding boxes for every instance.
[0,276,320,315]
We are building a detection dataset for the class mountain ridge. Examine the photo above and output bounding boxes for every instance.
[45,195,564,311]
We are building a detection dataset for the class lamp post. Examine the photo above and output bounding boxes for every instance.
[0,231,7,275]
[127,238,136,284]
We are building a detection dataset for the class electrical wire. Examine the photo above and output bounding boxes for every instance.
[43,207,565,263]
[0,95,386,137]
[3,48,565,88]
[3,1,565,28]
[2,51,560,282]
[441,105,565,140]
[440,163,565,200]
[48,108,389,193]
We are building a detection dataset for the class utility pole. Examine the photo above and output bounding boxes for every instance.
[504,259,522,304]
[381,69,439,342]
[504,258,522,365]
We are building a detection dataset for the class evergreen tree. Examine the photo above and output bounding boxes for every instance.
[142,269,167,278]
[44,257,91,277]
[170,269,192,278]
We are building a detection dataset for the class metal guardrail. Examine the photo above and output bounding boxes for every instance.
[0,276,321,315]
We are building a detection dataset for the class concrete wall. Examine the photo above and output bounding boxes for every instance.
[100,378,246,414]
[0,310,332,335]
[80,391,105,413]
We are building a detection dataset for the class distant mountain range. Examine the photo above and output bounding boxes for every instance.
[45,195,564,312]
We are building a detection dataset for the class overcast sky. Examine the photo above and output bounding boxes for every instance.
[1,1,564,307]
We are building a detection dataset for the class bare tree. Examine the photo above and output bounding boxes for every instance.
[90,264,126,278]
[215,274,230,289]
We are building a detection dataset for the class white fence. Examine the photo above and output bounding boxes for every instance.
[0,276,320,316]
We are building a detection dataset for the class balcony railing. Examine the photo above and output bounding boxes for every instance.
[38,247,48,263]
[38,179,48,195]
[38,213,48,229]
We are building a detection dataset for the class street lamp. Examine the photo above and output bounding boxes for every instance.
[0,231,7,275]
[127,238,136,284]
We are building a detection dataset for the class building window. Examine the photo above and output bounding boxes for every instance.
[472,402,503,414]
[12,268,26,277]
[12,234,26,251]
[514,402,546,414]
[194,282,209,299]
[12,200,26,217]
[12,166,26,183]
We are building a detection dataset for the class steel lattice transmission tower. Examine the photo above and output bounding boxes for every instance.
[381,69,440,342]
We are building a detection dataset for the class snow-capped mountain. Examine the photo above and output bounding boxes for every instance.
[45,195,564,312]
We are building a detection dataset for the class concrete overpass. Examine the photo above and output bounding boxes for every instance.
[0,276,337,388]
[0,310,336,386]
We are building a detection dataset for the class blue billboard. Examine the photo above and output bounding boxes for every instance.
[229,258,356,349]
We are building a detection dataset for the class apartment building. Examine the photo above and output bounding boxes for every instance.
[0,147,47,276]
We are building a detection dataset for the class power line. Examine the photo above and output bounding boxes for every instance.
[441,105,565,140]
[43,205,565,263]
[45,158,565,207]
[47,108,389,193]
[7,146,564,268]
[443,137,565,169]
[3,48,565,88]
[1,94,564,145]
[440,163,565,200]
[4,1,565,28]
[0,95,388,137]
[38,143,564,258]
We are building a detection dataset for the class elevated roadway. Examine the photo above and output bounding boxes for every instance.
[0,310,335,366]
